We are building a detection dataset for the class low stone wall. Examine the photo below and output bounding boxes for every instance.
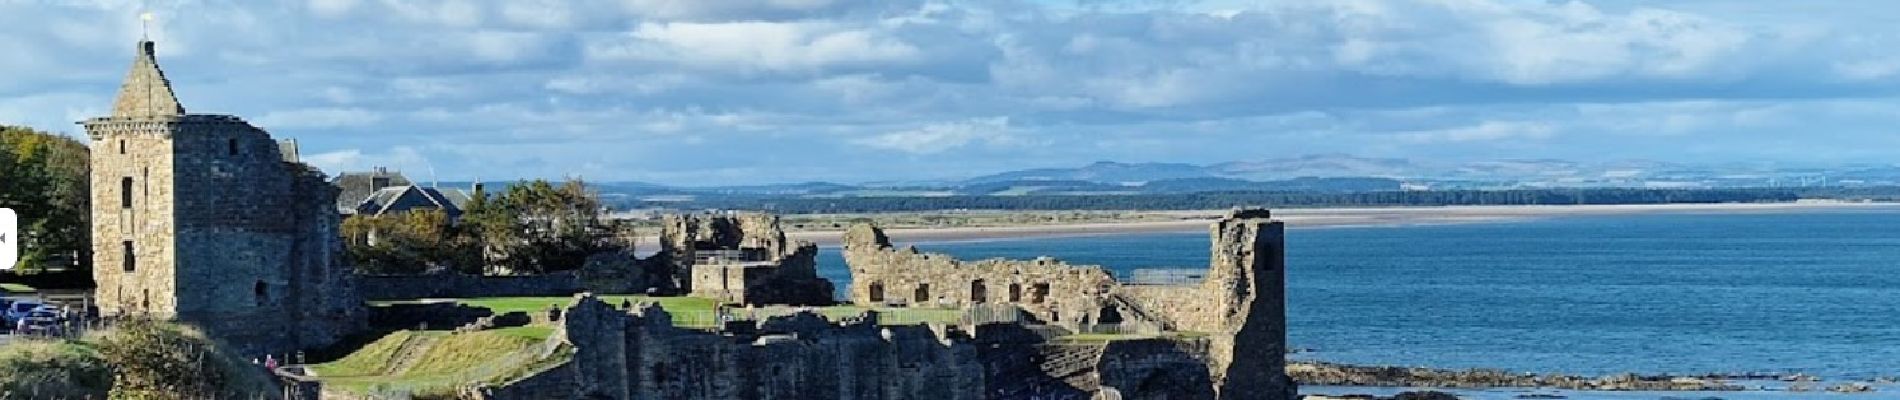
[1096,339,1216,399]
[357,272,580,300]
[369,302,495,330]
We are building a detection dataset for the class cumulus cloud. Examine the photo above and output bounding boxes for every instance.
[3,0,1900,184]
[852,117,1018,154]
[588,21,922,73]
[256,108,385,129]
[1398,121,1556,143]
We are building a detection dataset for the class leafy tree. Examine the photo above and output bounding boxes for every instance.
[340,178,616,275]
[0,126,90,274]
[469,179,611,274]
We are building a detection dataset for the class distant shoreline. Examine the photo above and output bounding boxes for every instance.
[785,202,1900,247]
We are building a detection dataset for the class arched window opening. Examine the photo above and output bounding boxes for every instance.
[868,282,885,303]
[254,281,268,306]
[1008,283,1022,303]
[970,279,988,304]
[1098,306,1124,325]
[1030,283,1051,304]
[914,283,931,304]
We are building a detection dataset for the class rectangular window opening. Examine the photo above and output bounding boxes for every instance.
[122,241,136,272]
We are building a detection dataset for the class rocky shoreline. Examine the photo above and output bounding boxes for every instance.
[1288,362,1881,393]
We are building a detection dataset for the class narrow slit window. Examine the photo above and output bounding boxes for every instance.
[228,138,239,156]
[121,177,133,209]
[122,241,135,272]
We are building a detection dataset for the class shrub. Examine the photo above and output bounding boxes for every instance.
[0,339,113,399]
[89,320,278,400]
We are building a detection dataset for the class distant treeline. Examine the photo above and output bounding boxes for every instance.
[638,187,1900,214]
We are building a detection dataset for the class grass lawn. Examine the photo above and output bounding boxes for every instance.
[369,295,963,327]
[310,326,562,396]
[0,283,36,294]
[1057,331,1209,343]
[370,295,718,315]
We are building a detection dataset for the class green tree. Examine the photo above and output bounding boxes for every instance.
[0,125,90,274]
[466,178,610,274]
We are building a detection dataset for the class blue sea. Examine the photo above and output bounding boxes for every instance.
[815,208,1900,399]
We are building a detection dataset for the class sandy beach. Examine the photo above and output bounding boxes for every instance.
[783,202,1900,247]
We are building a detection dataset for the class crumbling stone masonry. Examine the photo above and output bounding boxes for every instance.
[477,296,985,400]
[468,295,1226,400]
[843,208,1295,400]
[660,212,833,305]
[85,40,364,356]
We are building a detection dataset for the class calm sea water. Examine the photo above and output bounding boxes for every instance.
[816,209,1900,385]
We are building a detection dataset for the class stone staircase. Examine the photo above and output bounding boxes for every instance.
[982,340,1104,399]
[1037,343,1106,391]
[1104,293,1170,333]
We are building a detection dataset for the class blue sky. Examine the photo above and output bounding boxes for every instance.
[3,0,1899,185]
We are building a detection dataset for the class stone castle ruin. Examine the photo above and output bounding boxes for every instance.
[463,209,1292,400]
[843,208,1295,399]
[69,36,1288,400]
[83,40,364,355]
[656,212,834,305]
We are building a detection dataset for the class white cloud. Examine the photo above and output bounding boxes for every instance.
[303,146,431,177]
[308,0,360,18]
[7,0,1900,183]
[1398,121,1556,143]
[852,117,1018,154]
[256,108,384,129]
[590,21,922,72]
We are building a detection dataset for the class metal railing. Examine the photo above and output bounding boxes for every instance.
[1123,269,1206,286]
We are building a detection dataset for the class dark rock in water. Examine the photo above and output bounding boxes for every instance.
[1393,392,1459,400]
[1302,392,1459,400]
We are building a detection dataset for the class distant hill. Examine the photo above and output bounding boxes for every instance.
[463,154,1900,207]
[963,161,1214,184]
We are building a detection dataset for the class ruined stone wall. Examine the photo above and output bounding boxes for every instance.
[842,209,1294,400]
[664,212,833,305]
[1201,212,1294,400]
[165,118,363,355]
[1093,339,1217,400]
[480,296,985,400]
[842,224,1122,328]
[357,271,581,300]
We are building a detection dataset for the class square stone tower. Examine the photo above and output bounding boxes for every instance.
[83,40,363,355]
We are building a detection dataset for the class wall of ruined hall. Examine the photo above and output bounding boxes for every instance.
[357,271,582,300]
[842,224,1131,328]
[474,296,986,400]
[662,212,834,305]
[87,115,364,356]
[839,209,1296,400]
[1201,213,1295,400]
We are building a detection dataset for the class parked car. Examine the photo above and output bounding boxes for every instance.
[4,300,45,328]
[17,309,61,335]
